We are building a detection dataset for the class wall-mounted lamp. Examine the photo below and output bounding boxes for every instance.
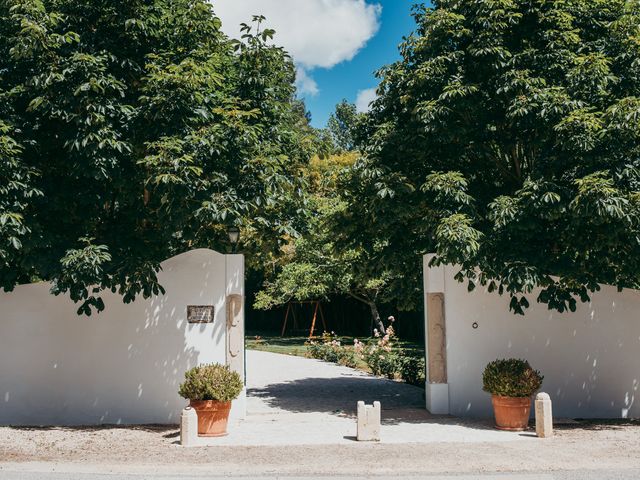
[227,226,240,253]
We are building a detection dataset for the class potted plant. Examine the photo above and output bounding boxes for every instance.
[178,363,243,437]
[482,358,543,431]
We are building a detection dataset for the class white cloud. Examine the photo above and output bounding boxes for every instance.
[212,0,382,95]
[356,87,377,112]
[296,67,319,96]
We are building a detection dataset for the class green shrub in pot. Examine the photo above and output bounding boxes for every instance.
[482,358,543,398]
[178,363,243,402]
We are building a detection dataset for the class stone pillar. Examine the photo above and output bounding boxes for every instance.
[225,254,246,420]
[423,254,449,415]
[535,393,553,438]
[357,401,381,441]
[180,407,198,446]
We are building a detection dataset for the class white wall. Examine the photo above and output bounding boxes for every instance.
[424,256,640,419]
[0,249,245,426]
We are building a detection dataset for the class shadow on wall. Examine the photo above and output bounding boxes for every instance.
[0,249,227,426]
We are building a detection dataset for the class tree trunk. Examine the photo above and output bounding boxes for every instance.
[346,292,386,338]
[368,301,385,337]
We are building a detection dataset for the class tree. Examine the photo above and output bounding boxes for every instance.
[360,0,640,313]
[255,152,423,333]
[0,1,311,314]
[326,99,361,152]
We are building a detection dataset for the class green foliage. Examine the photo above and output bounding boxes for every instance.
[306,332,359,368]
[482,359,544,398]
[306,329,424,385]
[359,0,640,314]
[0,120,41,285]
[178,363,243,402]
[0,1,314,314]
[326,100,362,152]
[254,151,423,327]
[306,332,342,363]
[399,355,426,387]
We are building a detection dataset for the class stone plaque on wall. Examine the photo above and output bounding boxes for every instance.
[187,305,214,324]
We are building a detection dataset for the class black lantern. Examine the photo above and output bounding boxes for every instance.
[227,226,240,253]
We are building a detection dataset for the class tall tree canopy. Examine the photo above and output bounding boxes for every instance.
[0,0,313,314]
[326,99,361,153]
[254,151,422,333]
[360,0,640,313]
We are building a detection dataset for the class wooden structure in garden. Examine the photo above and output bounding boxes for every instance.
[280,300,327,338]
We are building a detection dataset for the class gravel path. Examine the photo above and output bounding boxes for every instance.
[1,351,639,476]
[3,471,640,480]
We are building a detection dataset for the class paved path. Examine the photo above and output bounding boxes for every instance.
[199,350,525,446]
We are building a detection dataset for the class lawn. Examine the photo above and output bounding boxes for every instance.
[246,331,426,385]
[245,333,312,358]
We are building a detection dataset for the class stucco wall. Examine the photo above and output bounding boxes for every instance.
[424,256,640,419]
[0,249,245,426]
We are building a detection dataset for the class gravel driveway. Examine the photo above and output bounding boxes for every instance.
[1,351,639,477]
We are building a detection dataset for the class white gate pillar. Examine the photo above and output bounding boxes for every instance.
[423,254,450,414]
[225,254,246,420]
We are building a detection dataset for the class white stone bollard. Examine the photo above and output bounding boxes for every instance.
[357,401,381,441]
[180,406,199,447]
[535,392,553,438]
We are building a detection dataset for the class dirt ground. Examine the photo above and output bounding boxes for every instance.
[1,422,639,476]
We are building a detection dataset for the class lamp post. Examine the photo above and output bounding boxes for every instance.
[227,225,240,254]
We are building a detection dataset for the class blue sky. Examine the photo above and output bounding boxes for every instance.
[214,0,425,128]
[304,0,420,127]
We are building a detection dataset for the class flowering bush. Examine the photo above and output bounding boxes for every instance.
[306,332,337,362]
[306,332,357,366]
[354,326,401,379]
[306,331,338,362]
[336,348,359,368]
[306,327,424,386]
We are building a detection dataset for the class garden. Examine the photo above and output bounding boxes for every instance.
[247,327,426,388]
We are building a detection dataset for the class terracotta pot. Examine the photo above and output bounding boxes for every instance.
[190,400,232,437]
[491,395,532,431]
